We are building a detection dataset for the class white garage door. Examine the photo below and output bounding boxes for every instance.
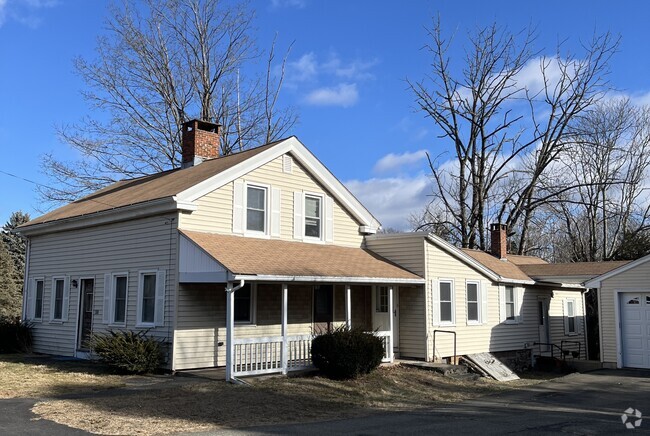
[620,293,650,369]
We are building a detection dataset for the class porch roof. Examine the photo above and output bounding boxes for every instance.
[180,230,424,284]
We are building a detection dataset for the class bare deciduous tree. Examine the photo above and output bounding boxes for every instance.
[41,0,297,206]
[409,18,618,252]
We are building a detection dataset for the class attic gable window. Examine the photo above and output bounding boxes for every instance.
[246,185,267,233]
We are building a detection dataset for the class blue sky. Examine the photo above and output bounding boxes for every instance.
[2,0,650,229]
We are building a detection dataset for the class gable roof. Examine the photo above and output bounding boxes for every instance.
[20,136,381,234]
[461,249,534,282]
[584,254,650,288]
[181,230,424,283]
[519,261,629,280]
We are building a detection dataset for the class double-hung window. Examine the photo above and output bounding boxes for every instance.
[34,279,44,320]
[566,299,577,335]
[113,275,128,325]
[52,278,65,321]
[304,195,322,239]
[140,273,156,325]
[439,280,454,324]
[466,281,480,323]
[505,286,515,321]
[246,185,267,233]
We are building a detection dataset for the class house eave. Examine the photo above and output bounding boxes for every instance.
[16,197,195,236]
[232,274,425,284]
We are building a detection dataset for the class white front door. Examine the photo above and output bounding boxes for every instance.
[538,298,550,352]
[620,293,650,369]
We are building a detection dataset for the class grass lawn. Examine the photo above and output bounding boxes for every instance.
[1,355,557,436]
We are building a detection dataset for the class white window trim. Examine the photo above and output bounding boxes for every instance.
[503,285,518,325]
[136,270,157,328]
[110,272,129,327]
[438,278,456,326]
[49,276,68,323]
[244,182,271,238]
[565,298,578,336]
[31,277,45,322]
[466,280,481,325]
[234,283,257,325]
[303,191,325,242]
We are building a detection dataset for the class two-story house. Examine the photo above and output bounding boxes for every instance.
[18,120,625,380]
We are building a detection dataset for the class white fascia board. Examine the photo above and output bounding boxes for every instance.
[232,274,425,285]
[584,256,650,288]
[532,281,585,289]
[175,137,380,228]
[17,197,184,237]
[499,278,537,286]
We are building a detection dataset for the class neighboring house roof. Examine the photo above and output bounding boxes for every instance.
[461,249,534,282]
[507,255,549,265]
[20,136,381,234]
[181,230,424,284]
[519,261,630,280]
[584,254,650,288]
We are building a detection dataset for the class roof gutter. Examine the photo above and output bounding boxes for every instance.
[232,274,425,285]
[16,196,196,237]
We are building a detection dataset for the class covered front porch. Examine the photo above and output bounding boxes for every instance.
[175,231,424,381]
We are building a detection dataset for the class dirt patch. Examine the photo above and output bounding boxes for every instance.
[31,365,554,435]
[0,354,125,399]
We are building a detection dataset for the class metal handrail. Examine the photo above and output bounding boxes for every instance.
[433,329,457,363]
[534,341,581,360]
[560,340,582,359]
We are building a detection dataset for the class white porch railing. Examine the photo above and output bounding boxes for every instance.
[374,331,392,363]
[233,334,312,377]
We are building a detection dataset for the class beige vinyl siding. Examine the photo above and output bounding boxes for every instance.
[179,154,364,247]
[548,289,586,358]
[26,214,178,360]
[598,260,650,365]
[398,286,426,359]
[424,241,573,360]
[364,234,425,277]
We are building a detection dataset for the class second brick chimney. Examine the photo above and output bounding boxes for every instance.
[181,119,222,168]
[490,223,508,260]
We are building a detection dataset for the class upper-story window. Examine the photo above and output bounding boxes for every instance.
[246,185,267,233]
[304,195,322,238]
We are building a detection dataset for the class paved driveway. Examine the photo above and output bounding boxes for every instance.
[207,369,650,435]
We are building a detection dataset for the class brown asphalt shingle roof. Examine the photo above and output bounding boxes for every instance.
[461,249,533,281]
[181,230,424,282]
[518,261,630,279]
[25,141,284,226]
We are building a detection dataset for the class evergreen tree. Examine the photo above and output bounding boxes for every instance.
[1,211,30,289]
[0,241,21,319]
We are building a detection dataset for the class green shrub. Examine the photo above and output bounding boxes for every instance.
[91,330,164,374]
[311,326,385,380]
[0,317,32,353]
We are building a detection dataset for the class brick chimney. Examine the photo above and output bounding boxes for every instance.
[490,223,508,260]
[181,119,221,168]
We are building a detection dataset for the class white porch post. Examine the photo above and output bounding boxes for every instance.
[225,282,234,382]
[345,284,352,329]
[388,285,394,362]
[281,283,288,375]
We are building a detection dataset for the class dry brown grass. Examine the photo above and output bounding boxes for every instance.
[31,365,554,435]
[0,354,125,399]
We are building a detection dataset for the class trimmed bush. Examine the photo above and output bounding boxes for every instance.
[311,326,385,380]
[91,330,164,374]
[0,317,32,353]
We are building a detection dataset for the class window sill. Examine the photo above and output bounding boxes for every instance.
[135,323,156,329]
[49,320,64,324]
[466,321,481,326]
[302,237,325,244]
[109,323,127,328]
[436,322,456,328]
[243,231,270,239]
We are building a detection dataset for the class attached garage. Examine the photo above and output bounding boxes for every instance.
[586,256,650,369]
[619,293,650,369]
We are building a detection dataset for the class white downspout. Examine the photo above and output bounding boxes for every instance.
[226,279,245,383]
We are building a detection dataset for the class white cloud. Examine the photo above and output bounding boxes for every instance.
[286,52,318,84]
[304,83,358,107]
[322,54,378,81]
[0,0,58,28]
[270,0,306,8]
[345,174,430,230]
[373,150,428,174]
